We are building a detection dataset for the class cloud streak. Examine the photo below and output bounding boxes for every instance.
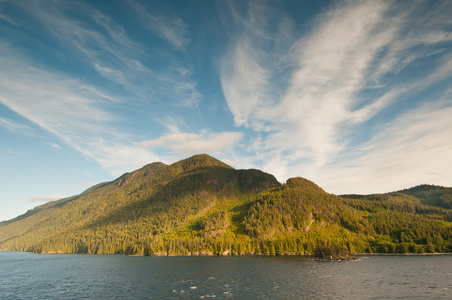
[138,131,243,157]
[29,195,66,203]
[128,0,190,51]
[1,0,451,199]
[0,117,34,135]
[0,1,227,176]
[323,101,452,194]
[0,46,241,175]
[0,45,149,174]
[220,0,452,192]
[13,0,201,107]
[0,46,241,176]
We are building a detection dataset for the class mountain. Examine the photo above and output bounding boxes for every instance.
[397,184,452,209]
[1,154,451,256]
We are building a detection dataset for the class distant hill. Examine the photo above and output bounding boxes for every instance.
[1,154,451,256]
[398,184,452,209]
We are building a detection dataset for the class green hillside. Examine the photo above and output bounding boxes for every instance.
[1,154,451,256]
[398,184,452,209]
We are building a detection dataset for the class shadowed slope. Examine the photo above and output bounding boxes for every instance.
[0,154,280,253]
[1,155,451,255]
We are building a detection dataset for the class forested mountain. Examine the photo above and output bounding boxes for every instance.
[1,154,451,256]
[397,184,452,209]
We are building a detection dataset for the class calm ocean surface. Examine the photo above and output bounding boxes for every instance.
[1,252,451,299]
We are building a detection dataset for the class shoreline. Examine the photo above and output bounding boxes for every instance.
[353,252,452,256]
[2,249,451,257]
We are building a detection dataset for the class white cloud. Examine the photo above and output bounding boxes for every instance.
[1,0,451,198]
[220,0,452,192]
[0,46,154,175]
[221,0,393,172]
[127,0,190,51]
[0,46,240,177]
[29,195,66,203]
[138,131,244,158]
[0,1,212,177]
[221,39,272,128]
[320,102,452,194]
[0,45,116,136]
[81,140,161,176]
[13,0,201,107]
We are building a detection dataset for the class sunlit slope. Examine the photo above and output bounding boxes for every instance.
[0,154,280,253]
[398,184,452,209]
[1,154,451,255]
[341,188,452,253]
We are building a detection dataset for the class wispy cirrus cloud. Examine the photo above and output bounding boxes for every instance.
[127,0,190,51]
[13,0,201,107]
[0,117,34,135]
[29,195,65,203]
[0,45,148,174]
[220,0,452,192]
[138,130,243,158]
[0,45,116,136]
[323,100,452,194]
[0,41,169,174]
[0,46,239,177]
[0,0,223,176]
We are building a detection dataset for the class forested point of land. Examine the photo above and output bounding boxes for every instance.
[1,154,451,257]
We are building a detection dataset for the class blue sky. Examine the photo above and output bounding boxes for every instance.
[1,0,451,221]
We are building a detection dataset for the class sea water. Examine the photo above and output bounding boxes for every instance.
[1,252,451,299]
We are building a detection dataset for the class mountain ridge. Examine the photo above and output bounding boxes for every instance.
[1,154,451,256]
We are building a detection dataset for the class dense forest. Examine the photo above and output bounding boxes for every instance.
[1,154,451,257]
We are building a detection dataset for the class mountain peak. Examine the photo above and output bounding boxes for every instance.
[1,154,452,256]
[171,154,234,172]
[285,177,325,193]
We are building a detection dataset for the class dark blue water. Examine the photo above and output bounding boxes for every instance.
[1,252,451,299]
